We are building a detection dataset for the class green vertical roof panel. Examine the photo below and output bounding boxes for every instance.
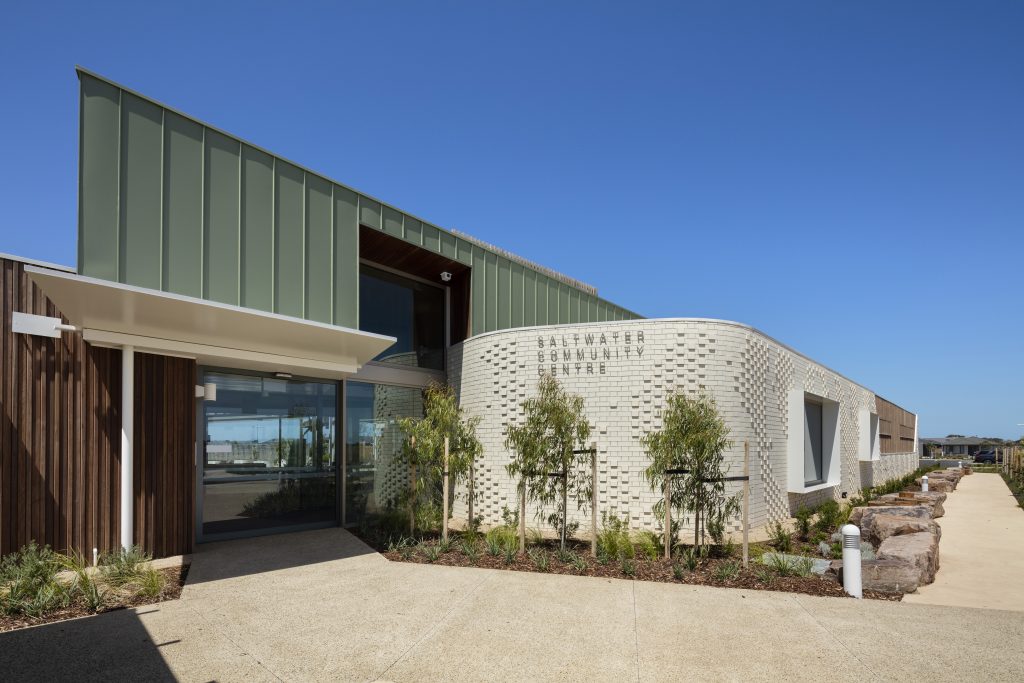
[204,130,241,305]
[120,93,163,290]
[79,75,120,281]
[306,175,333,324]
[240,144,274,312]
[275,161,305,317]
[333,186,358,328]
[163,111,203,297]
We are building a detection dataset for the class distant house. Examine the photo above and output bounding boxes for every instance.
[919,437,988,459]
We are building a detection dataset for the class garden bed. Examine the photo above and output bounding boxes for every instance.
[1,544,189,633]
[360,532,900,602]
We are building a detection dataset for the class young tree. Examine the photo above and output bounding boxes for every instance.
[643,391,740,551]
[505,373,592,551]
[398,383,483,533]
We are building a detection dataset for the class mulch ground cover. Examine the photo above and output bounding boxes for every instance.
[364,535,899,602]
[0,565,188,633]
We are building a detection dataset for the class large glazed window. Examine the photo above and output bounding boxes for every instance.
[804,400,824,485]
[344,381,424,525]
[201,371,337,537]
[359,264,446,371]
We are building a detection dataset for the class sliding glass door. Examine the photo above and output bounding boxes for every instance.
[200,370,338,538]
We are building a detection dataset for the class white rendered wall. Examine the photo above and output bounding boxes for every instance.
[448,318,917,535]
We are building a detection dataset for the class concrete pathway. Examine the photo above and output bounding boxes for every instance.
[1,528,1022,682]
[904,472,1024,611]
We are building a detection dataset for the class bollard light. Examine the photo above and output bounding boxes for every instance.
[841,524,863,599]
[921,475,929,492]
[958,461,962,469]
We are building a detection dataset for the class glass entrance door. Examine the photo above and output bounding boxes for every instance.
[201,371,338,538]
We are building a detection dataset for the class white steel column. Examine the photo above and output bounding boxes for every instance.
[120,345,134,550]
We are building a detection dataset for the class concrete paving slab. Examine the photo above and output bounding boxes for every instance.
[5,526,1024,682]
[903,473,1024,611]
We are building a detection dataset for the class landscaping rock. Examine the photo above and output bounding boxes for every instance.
[849,504,931,528]
[860,557,921,594]
[877,531,940,585]
[870,491,946,518]
[860,512,940,547]
[915,476,953,493]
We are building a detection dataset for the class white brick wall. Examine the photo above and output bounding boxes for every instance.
[447,318,917,536]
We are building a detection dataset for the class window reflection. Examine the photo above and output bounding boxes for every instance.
[359,265,446,371]
[202,372,337,536]
[344,381,424,525]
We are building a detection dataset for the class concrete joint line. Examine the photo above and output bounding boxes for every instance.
[372,569,499,682]
[182,601,285,682]
[789,595,878,679]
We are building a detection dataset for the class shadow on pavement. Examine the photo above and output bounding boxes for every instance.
[0,607,177,682]
[186,526,379,584]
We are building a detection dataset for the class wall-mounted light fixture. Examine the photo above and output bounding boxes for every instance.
[440,271,452,282]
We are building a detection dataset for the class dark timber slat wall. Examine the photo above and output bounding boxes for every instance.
[1,258,120,556]
[134,354,195,558]
[1,257,196,558]
[877,396,917,454]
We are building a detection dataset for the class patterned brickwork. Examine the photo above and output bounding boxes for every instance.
[448,319,917,536]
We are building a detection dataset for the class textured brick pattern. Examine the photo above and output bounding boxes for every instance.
[448,319,917,536]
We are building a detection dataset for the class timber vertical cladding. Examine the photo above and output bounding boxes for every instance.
[77,69,639,336]
[0,258,195,558]
[876,396,917,454]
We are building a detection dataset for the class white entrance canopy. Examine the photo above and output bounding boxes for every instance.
[25,266,396,379]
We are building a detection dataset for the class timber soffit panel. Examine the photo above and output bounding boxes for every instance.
[76,68,642,335]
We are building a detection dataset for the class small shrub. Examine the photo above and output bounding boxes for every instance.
[597,513,634,561]
[503,543,518,565]
[437,536,453,554]
[485,535,503,557]
[633,531,660,561]
[460,540,480,564]
[621,557,636,577]
[99,545,151,587]
[570,555,588,573]
[527,548,550,572]
[767,553,797,577]
[134,567,166,599]
[0,543,68,618]
[680,547,700,572]
[399,544,415,561]
[713,560,740,581]
[527,527,544,547]
[770,522,792,553]
[485,525,518,551]
[814,500,841,534]
[422,544,440,563]
[755,567,774,585]
[555,547,575,564]
[794,506,813,540]
[793,556,814,578]
[672,563,685,580]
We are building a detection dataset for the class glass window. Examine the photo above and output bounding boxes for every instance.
[344,381,424,525]
[804,400,824,486]
[359,265,446,371]
[201,371,337,537]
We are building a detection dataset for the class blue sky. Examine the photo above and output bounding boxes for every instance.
[1,2,1021,438]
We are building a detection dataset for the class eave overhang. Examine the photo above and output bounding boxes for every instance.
[25,266,395,379]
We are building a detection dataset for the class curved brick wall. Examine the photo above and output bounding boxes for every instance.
[447,318,918,535]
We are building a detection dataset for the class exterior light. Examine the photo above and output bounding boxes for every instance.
[440,271,452,282]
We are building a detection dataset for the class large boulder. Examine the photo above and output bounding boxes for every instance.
[916,476,953,493]
[861,513,941,547]
[859,558,921,594]
[849,504,931,528]
[869,491,946,518]
[878,531,940,585]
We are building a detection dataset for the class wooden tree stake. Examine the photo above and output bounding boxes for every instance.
[743,440,750,568]
[442,436,450,543]
[664,474,672,560]
[591,443,598,557]
[519,485,526,553]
